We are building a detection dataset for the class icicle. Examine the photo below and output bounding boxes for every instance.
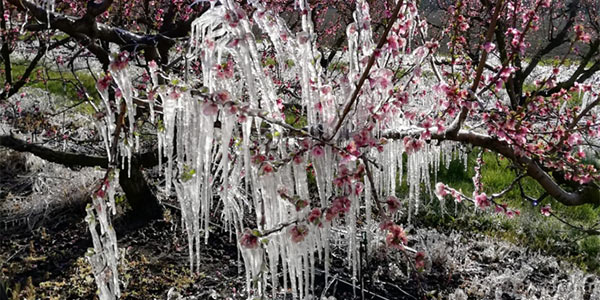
[85,175,121,300]
[159,87,178,196]
[41,0,55,30]
[111,63,137,176]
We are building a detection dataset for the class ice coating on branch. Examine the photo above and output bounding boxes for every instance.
[86,60,140,299]
[38,0,55,30]
[85,173,121,300]
[110,54,137,177]
[174,0,441,297]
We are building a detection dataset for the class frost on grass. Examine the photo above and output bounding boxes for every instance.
[415,229,600,300]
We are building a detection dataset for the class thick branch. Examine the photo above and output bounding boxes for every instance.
[0,135,159,169]
[0,135,108,168]
[0,0,12,85]
[448,131,595,206]
[385,129,597,206]
[5,0,178,61]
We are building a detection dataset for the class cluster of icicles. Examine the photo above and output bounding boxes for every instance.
[86,0,467,299]
[84,63,138,300]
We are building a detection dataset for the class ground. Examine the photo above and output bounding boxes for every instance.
[2,203,600,299]
[1,147,600,299]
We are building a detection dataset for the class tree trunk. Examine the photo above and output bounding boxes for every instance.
[119,163,162,223]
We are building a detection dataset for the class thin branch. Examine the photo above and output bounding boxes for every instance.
[361,154,384,215]
[549,211,600,235]
[327,0,405,141]
[445,0,504,137]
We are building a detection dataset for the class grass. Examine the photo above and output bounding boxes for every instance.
[523,57,596,69]
[2,61,99,115]
[397,149,600,273]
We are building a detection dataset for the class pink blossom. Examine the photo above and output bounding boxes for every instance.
[307,208,322,226]
[332,196,351,214]
[387,36,398,51]
[215,62,234,79]
[354,182,364,195]
[214,90,231,103]
[299,138,312,149]
[540,204,552,217]
[293,154,303,164]
[567,133,582,146]
[96,187,106,198]
[202,102,219,116]
[224,103,238,115]
[294,199,309,211]
[311,145,325,157]
[110,51,129,71]
[415,252,426,270]
[261,163,274,174]
[495,205,504,213]
[297,32,310,44]
[97,74,112,92]
[402,137,424,155]
[325,208,337,222]
[252,154,266,164]
[386,196,401,213]
[386,224,408,249]
[435,182,447,200]
[289,225,309,243]
[482,42,496,53]
[578,174,592,184]
[240,230,259,249]
[326,197,351,222]
[474,193,489,209]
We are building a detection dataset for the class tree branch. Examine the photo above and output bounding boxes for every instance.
[0,135,108,168]
[445,0,504,137]
[520,0,579,80]
[0,37,72,101]
[327,0,405,141]
[385,129,597,206]
[0,134,160,169]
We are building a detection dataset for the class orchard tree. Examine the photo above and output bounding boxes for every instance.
[1,0,600,298]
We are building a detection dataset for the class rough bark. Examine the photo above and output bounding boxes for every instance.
[119,162,163,223]
[447,130,599,206]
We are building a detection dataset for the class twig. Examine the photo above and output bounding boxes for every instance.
[327,0,405,141]
[549,211,600,235]
[361,154,383,215]
[445,0,504,137]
